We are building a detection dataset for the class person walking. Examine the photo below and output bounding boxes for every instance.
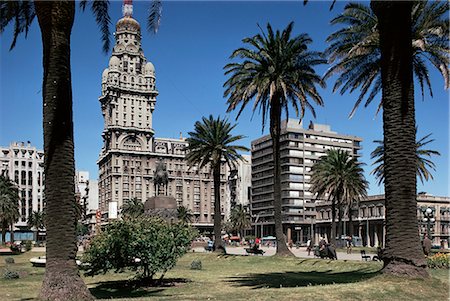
[306,239,312,256]
[346,236,353,254]
[422,236,432,256]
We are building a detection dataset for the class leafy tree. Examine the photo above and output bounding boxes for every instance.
[325,1,449,117]
[371,130,441,185]
[310,149,368,245]
[83,217,196,283]
[177,206,194,225]
[185,115,248,253]
[224,22,325,256]
[121,197,144,220]
[27,210,46,241]
[0,176,20,244]
[229,204,251,238]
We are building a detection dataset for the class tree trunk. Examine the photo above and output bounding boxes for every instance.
[2,221,7,244]
[337,202,343,243]
[348,205,354,237]
[34,2,94,300]
[270,99,294,256]
[10,223,14,243]
[371,0,427,277]
[213,164,225,253]
[330,199,337,246]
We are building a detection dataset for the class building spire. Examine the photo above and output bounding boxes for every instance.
[122,0,133,17]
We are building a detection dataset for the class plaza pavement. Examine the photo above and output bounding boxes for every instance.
[31,246,377,261]
[192,245,377,261]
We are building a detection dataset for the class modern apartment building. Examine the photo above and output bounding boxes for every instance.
[315,194,450,248]
[251,119,362,243]
[228,154,252,209]
[0,142,45,229]
[97,3,228,231]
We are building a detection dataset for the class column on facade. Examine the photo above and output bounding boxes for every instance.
[373,225,379,247]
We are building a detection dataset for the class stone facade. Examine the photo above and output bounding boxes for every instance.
[0,142,45,228]
[97,7,228,230]
[315,194,450,248]
[251,119,362,242]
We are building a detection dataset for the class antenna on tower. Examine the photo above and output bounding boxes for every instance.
[123,0,133,17]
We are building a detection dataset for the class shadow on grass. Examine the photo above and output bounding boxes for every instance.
[89,278,189,299]
[227,267,380,289]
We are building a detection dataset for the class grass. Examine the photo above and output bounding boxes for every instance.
[0,251,448,301]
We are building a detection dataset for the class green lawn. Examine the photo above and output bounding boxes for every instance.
[0,251,448,301]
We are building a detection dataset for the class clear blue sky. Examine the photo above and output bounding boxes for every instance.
[0,1,448,197]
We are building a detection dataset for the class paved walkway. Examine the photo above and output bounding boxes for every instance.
[193,246,377,261]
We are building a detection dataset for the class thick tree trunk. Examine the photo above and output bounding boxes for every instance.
[371,0,427,277]
[1,224,6,244]
[34,2,94,300]
[330,199,337,246]
[270,100,294,256]
[213,164,225,253]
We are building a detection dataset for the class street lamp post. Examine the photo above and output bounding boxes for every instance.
[422,207,435,240]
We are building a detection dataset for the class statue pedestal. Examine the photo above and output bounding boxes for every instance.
[144,196,178,221]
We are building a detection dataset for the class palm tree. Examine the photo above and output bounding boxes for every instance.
[325,1,447,276]
[371,130,441,185]
[325,1,449,117]
[1,1,162,297]
[224,22,325,256]
[0,176,20,244]
[121,198,144,219]
[27,210,46,242]
[310,149,368,246]
[185,115,248,253]
[177,206,193,225]
[229,204,251,239]
[371,1,428,277]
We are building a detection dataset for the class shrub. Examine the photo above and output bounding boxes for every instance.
[427,252,450,269]
[4,257,14,264]
[23,240,32,251]
[190,259,202,270]
[3,270,19,279]
[83,217,196,281]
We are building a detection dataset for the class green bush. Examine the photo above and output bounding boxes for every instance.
[4,257,14,264]
[190,259,202,270]
[3,270,19,279]
[23,240,32,251]
[82,217,196,281]
[427,253,450,269]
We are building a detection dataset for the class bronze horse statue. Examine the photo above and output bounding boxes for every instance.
[154,160,169,196]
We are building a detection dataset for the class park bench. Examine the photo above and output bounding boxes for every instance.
[245,248,265,255]
[360,250,371,261]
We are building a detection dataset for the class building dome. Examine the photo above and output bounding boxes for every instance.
[145,62,155,76]
[116,16,140,33]
[109,56,120,70]
[102,68,109,82]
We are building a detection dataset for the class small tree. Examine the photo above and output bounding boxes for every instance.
[83,217,195,283]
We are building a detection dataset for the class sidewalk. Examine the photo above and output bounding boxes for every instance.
[192,245,377,261]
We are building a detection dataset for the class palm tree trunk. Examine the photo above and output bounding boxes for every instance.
[34,2,93,300]
[330,199,337,246]
[337,202,343,244]
[213,164,225,253]
[371,0,427,277]
[348,205,354,237]
[270,99,293,256]
[10,223,14,243]
[2,221,7,244]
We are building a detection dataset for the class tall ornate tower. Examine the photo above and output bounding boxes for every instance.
[98,0,158,213]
